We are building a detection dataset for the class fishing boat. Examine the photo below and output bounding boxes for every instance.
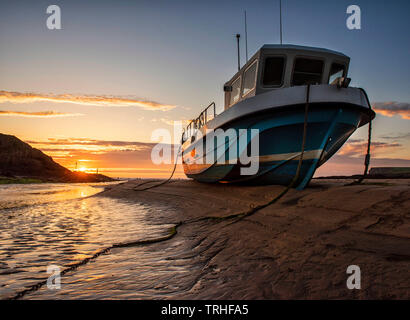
[181,44,375,189]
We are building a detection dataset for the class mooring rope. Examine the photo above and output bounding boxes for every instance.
[11,223,182,300]
[347,88,373,185]
[226,83,311,221]
[133,145,182,192]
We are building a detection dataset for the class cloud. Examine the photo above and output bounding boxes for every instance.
[379,132,410,140]
[316,138,409,177]
[25,138,178,156]
[151,118,191,126]
[0,90,176,111]
[27,138,155,147]
[372,102,410,120]
[338,139,402,157]
[0,110,83,118]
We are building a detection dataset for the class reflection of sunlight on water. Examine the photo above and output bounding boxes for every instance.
[0,182,120,210]
[71,254,91,262]
[0,181,174,299]
[80,199,87,211]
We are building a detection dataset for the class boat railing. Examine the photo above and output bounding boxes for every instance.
[182,102,216,143]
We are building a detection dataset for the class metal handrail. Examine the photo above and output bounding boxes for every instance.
[182,102,216,143]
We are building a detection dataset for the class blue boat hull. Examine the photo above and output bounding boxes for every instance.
[182,103,372,189]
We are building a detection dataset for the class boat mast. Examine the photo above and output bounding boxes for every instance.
[236,33,241,71]
[279,0,283,44]
[244,10,248,62]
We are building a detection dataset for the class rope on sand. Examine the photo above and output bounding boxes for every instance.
[133,145,182,192]
[11,223,181,300]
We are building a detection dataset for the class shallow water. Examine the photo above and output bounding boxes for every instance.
[0,182,175,299]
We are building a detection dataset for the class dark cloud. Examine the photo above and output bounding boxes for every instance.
[372,102,410,119]
[379,132,410,140]
[338,139,402,157]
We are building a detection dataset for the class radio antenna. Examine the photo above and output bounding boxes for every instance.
[279,0,283,44]
[244,10,248,62]
[236,33,241,71]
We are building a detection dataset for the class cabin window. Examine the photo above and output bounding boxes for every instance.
[263,57,285,86]
[229,77,241,106]
[329,63,345,84]
[242,60,258,96]
[292,58,324,86]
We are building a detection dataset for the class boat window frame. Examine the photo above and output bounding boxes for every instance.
[291,55,325,86]
[261,55,287,88]
[229,75,242,107]
[328,61,347,84]
[241,59,259,98]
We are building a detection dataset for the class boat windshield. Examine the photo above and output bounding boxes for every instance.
[262,57,285,87]
[242,60,258,96]
[229,77,241,106]
[292,58,324,86]
[329,63,345,84]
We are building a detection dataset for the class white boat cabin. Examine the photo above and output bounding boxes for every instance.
[223,44,350,110]
[182,44,351,144]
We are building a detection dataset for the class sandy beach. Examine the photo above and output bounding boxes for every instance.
[82,178,410,300]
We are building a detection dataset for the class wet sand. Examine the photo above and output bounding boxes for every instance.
[93,178,410,299]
